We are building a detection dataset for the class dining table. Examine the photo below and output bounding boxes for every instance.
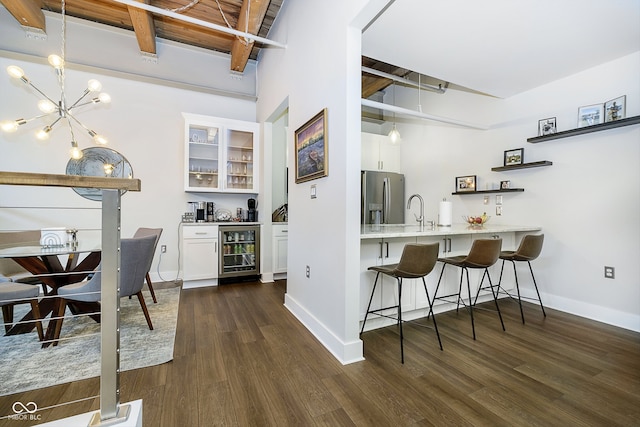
[0,240,101,344]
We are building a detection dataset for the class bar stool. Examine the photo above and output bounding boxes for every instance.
[433,238,504,340]
[360,242,442,363]
[494,234,546,324]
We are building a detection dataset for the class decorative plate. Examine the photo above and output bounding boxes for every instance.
[65,147,133,201]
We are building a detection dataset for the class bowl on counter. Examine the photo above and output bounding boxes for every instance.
[463,214,490,227]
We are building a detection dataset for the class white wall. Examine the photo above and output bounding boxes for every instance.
[0,9,258,281]
[395,52,640,331]
[256,0,377,363]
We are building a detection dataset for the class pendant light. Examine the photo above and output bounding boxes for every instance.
[0,0,111,159]
[388,82,401,144]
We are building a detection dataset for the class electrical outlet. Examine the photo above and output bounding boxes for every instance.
[604,266,615,279]
[161,245,167,253]
[496,206,502,216]
[306,265,310,278]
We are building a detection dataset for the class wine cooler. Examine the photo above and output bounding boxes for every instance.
[219,225,260,278]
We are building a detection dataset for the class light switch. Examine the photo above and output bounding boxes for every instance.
[496,195,503,205]
[496,206,502,216]
[310,184,317,199]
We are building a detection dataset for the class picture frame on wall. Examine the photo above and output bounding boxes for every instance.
[538,117,557,136]
[577,103,604,127]
[605,95,626,122]
[295,108,328,183]
[455,175,476,192]
[504,148,524,166]
[500,180,511,189]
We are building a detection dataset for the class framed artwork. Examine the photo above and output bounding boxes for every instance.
[500,180,511,189]
[538,117,557,136]
[295,109,328,183]
[455,175,476,192]
[577,103,604,127]
[504,148,524,166]
[605,95,626,122]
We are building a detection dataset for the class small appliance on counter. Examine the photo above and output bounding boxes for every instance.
[247,198,257,222]
[196,201,206,222]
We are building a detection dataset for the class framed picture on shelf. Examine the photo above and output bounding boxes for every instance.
[605,95,626,122]
[455,175,476,192]
[577,103,604,127]
[295,108,328,183]
[538,117,557,136]
[504,148,524,166]
[500,180,511,189]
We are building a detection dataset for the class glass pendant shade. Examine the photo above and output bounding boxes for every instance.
[388,124,401,144]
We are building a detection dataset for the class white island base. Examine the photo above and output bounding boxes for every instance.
[360,223,542,332]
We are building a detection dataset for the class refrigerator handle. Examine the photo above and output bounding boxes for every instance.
[383,177,390,224]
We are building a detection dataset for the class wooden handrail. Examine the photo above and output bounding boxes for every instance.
[0,171,141,191]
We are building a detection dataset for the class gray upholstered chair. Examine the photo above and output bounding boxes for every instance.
[52,235,157,345]
[0,274,44,340]
[360,242,442,363]
[433,238,505,340]
[132,227,163,303]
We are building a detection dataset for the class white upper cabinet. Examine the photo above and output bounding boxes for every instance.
[361,132,401,173]
[183,113,259,193]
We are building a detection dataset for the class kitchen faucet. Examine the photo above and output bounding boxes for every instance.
[407,194,424,230]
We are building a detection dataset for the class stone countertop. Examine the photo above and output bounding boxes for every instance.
[361,223,541,239]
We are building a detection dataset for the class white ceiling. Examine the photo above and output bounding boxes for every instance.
[362,0,640,98]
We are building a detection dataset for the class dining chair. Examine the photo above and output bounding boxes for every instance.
[0,275,44,340]
[132,227,163,303]
[360,242,442,363]
[0,230,42,285]
[52,235,157,345]
[433,238,505,340]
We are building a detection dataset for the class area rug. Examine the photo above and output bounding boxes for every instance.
[0,286,181,396]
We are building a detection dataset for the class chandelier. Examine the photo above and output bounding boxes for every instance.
[0,0,110,160]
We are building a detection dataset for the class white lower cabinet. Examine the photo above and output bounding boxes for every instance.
[360,237,414,330]
[272,224,288,274]
[182,224,218,288]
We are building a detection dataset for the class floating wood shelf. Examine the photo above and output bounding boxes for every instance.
[452,188,524,195]
[491,161,553,172]
[527,115,640,143]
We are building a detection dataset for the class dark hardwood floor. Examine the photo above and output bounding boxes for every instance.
[1,280,639,426]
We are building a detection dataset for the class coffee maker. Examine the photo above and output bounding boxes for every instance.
[247,198,257,222]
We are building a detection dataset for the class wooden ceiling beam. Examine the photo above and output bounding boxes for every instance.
[126,0,156,54]
[230,0,270,73]
[0,0,46,31]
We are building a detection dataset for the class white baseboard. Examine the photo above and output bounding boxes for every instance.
[519,289,640,332]
[284,293,364,365]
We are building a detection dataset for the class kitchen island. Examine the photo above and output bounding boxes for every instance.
[360,223,542,331]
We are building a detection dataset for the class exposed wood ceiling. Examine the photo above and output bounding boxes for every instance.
[0,0,409,98]
[0,0,283,73]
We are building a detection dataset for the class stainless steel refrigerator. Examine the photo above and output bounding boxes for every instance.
[361,170,405,225]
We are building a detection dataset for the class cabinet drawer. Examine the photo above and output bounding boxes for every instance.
[273,224,288,237]
[183,225,218,239]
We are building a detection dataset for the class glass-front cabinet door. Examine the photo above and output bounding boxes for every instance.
[224,127,256,192]
[183,113,259,193]
[186,123,220,190]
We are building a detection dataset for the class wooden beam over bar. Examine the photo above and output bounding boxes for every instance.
[127,0,156,54]
[0,171,141,191]
[0,0,46,31]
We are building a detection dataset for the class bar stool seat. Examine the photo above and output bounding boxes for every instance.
[495,234,546,324]
[360,242,442,363]
[433,238,505,340]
